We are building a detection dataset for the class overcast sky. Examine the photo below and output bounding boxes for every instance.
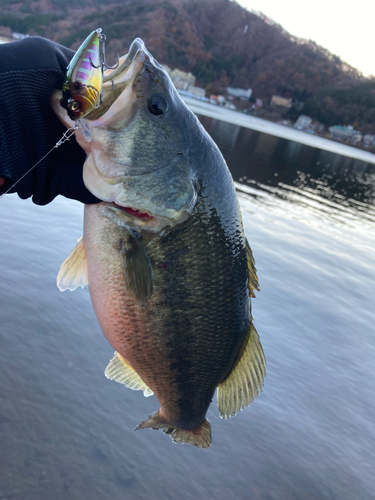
[236,0,375,77]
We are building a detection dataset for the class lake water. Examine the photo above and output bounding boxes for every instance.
[0,115,374,500]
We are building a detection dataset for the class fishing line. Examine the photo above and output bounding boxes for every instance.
[0,28,108,201]
[0,124,79,199]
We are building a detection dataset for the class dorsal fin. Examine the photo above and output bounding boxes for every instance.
[217,322,265,419]
[105,352,153,397]
[57,237,88,291]
[246,238,260,297]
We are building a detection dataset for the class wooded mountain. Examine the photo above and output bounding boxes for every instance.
[1,0,374,132]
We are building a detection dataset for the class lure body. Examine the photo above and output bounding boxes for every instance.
[60,29,103,120]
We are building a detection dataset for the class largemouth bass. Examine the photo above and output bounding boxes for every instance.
[52,38,265,448]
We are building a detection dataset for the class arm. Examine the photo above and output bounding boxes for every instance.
[0,36,100,205]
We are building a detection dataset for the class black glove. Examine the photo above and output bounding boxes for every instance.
[0,36,100,205]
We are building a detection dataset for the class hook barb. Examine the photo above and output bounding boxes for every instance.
[89,32,119,72]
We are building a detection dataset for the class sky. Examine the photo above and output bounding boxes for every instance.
[236,0,375,77]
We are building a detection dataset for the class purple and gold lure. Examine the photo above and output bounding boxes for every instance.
[60,29,103,120]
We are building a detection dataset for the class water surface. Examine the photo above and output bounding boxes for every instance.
[0,118,374,500]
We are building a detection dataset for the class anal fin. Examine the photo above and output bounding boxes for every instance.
[135,410,212,448]
[105,352,153,397]
[57,237,88,291]
[217,322,265,419]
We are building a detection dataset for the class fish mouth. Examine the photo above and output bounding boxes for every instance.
[112,202,155,221]
[84,38,147,121]
[103,38,146,83]
[104,201,176,233]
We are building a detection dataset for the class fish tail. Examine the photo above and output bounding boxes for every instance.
[135,411,212,448]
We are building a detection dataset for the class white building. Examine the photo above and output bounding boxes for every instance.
[169,69,196,91]
[270,95,292,107]
[294,115,312,130]
[329,125,362,142]
[188,86,206,98]
[329,126,353,140]
[226,87,252,100]
[363,134,375,145]
[12,32,27,40]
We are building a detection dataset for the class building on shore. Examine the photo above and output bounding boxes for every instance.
[329,126,352,141]
[226,87,252,100]
[0,28,13,43]
[329,125,362,143]
[270,95,292,107]
[294,115,312,130]
[209,95,226,105]
[188,86,206,99]
[351,131,363,143]
[0,27,27,43]
[168,68,196,91]
[363,134,375,146]
[12,32,27,40]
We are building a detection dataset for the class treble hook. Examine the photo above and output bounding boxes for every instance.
[90,32,119,72]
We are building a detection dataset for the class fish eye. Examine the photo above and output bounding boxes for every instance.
[68,99,82,114]
[147,95,169,116]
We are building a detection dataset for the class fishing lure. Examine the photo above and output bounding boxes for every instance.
[60,28,118,120]
[60,29,103,120]
[0,29,115,199]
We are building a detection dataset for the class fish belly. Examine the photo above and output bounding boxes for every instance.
[83,204,201,426]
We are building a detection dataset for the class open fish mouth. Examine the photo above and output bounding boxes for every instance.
[50,38,148,131]
[103,38,145,83]
[84,38,147,121]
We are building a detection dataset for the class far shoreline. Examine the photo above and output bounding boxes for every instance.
[182,96,375,165]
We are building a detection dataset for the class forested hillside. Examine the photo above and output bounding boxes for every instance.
[1,0,374,132]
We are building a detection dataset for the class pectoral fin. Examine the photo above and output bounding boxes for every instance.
[217,322,265,419]
[57,237,88,291]
[246,238,260,297]
[121,233,153,305]
[105,352,153,397]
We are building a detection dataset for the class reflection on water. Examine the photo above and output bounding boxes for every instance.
[198,114,375,218]
[209,119,241,151]
[1,117,375,500]
[235,180,375,229]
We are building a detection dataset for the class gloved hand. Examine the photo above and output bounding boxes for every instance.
[0,36,100,205]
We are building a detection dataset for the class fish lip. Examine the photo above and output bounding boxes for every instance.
[84,39,147,122]
[103,38,146,84]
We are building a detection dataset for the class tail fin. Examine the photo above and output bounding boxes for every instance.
[135,411,212,448]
